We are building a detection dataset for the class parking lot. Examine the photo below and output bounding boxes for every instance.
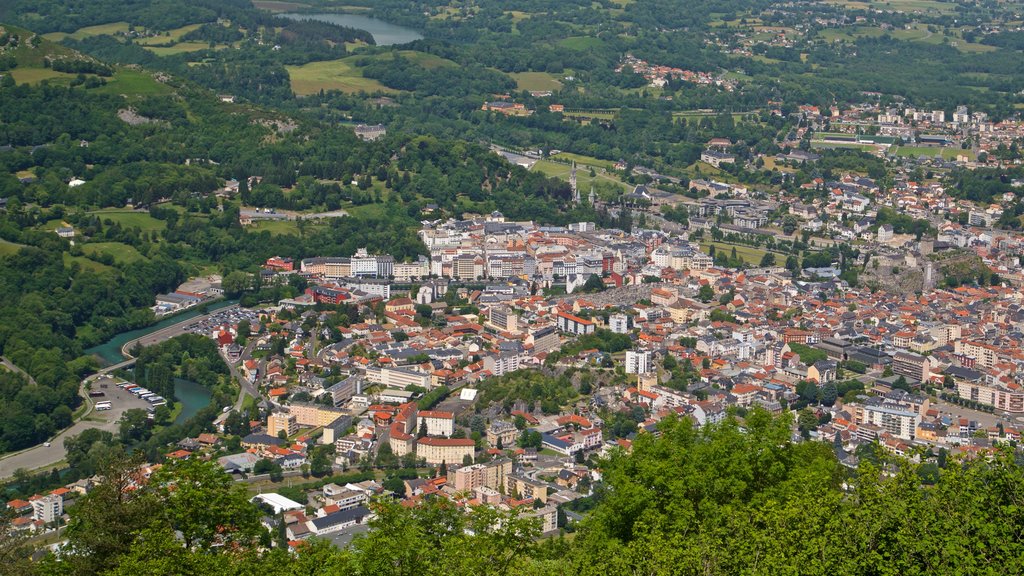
[0,376,151,478]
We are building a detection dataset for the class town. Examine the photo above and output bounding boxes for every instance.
[8,171,1024,548]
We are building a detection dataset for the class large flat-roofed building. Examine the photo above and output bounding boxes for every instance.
[416,437,475,465]
[267,412,298,437]
[368,367,432,390]
[488,306,518,332]
[892,351,930,383]
[289,403,349,428]
[556,312,595,335]
[452,458,513,492]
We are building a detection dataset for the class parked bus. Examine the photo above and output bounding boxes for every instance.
[95,401,112,411]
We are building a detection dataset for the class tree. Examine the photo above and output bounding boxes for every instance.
[150,459,265,550]
[797,408,818,437]
[697,284,715,303]
[759,252,776,267]
[221,270,252,298]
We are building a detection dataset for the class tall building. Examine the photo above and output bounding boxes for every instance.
[32,494,63,524]
[452,458,513,492]
[267,412,298,437]
[625,350,652,374]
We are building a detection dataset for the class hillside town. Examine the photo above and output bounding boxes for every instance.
[10,179,1024,548]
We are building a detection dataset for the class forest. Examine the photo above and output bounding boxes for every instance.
[5,411,1021,575]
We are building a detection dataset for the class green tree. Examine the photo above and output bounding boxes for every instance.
[697,284,715,303]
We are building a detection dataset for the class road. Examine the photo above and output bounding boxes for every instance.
[0,376,151,479]
[120,304,239,358]
[0,305,240,479]
[0,356,37,385]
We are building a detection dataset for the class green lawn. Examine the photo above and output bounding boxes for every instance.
[286,57,396,95]
[93,68,174,96]
[135,24,204,45]
[893,146,974,160]
[8,68,78,85]
[510,72,563,92]
[532,160,630,193]
[144,42,223,56]
[700,241,779,266]
[551,152,618,171]
[559,36,605,50]
[252,0,311,11]
[42,22,131,42]
[80,242,148,265]
[248,219,302,236]
[0,239,25,256]
[63,253,114,273]
[88,209,168,232]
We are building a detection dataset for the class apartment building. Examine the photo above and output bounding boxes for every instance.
[625,350,652,374]
[452,458,513,492]
[267,412,298,438]
[32,494,63,524]
[415,437,476,465]
[417,410,455,437]
[892,351,930,383]
[556,312,595,335]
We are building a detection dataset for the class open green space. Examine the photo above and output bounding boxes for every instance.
[893,146,974,160]
[700,241,780,266]
[287,58,396,95]
[144,42,224,56]
[42,22,131,42]
[136,23,204,45]
[551,152,618,171]
[510,72,563,92]
[92,68,174,96]
[8,68,79,85]
[251,0,311,11]
[532,159,630,193]
[88,209,168,232]
[62,252,114,273]
[0,239,26,257]
[80,242,148,265]
[559,36,605,50]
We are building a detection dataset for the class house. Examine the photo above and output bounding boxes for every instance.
[56,226,75,239]
[307,505,372,536]
[700,149,736,168]
[353,124,387,141]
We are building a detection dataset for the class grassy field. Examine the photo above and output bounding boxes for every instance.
[532,159,630,193]
[562,110,618,121]
[62,253,114,273]
[145,42,222,56]
[88,209,167,232]
[80,242,148,265]
[8,68,77,85]
[510,72,563,92]
[287,58,395,95]
[700,241,777,266]
[135,24,204,45]
[0,239,25,257]
[93,68,174,96]
[551,152,618,171]
[252,0,311,11]
[559,36,605,50]
[892,146,975,160]
[42,22,131,42]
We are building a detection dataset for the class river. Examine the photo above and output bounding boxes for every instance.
[280,13,423,46]
[173,378,213,426]
[85,299,237,366]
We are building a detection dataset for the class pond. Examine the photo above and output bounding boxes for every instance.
[173,378,213,426]
[85,299,237,366]
[281,13,424,46]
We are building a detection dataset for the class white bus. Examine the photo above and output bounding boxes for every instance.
[95,401,112,411]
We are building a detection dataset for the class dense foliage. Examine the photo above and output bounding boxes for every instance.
[11,411,1021,575]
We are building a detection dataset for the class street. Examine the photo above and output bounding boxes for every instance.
[0,376,150,479]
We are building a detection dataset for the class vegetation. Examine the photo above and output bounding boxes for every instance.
[14,411,1023,575]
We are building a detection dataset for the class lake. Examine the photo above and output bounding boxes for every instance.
[281,13,423,46]
[85,299,237,366]
[173,378,213,426]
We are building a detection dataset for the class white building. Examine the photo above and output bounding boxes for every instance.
[32,494,63,524]
[608,313,631,334]
[625,350,652,375]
